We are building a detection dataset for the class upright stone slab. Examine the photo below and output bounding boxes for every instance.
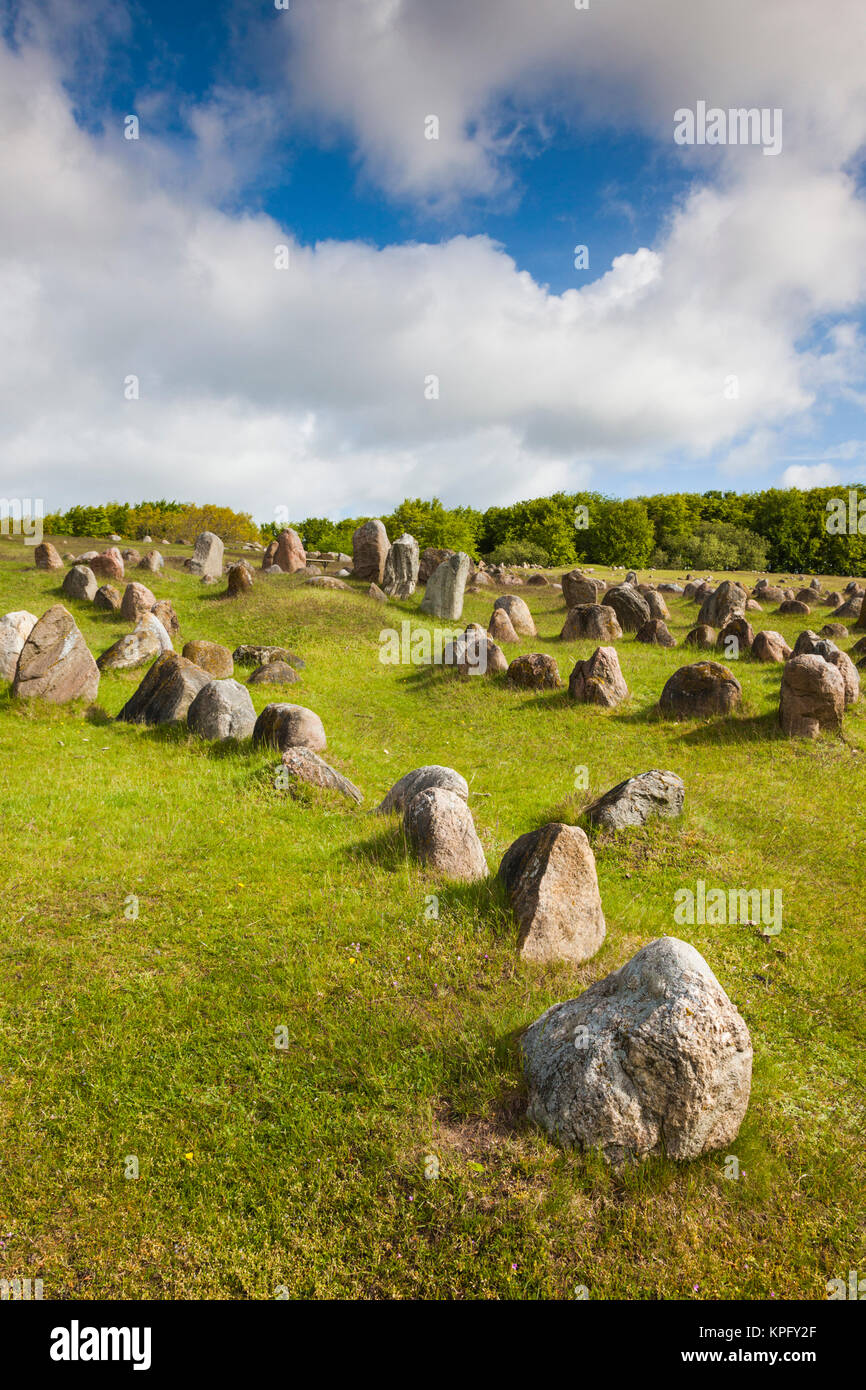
[498,823,606,964]
[0,611,38,682]
[187,679,256,741]
[62,566,97,601]
[419,551,471,620]
[184,531,224,579]
[352,520,389,584]
[274,528,306,574]
[12,605,99,703]
[382,534,420,598]
[116,653,211,725]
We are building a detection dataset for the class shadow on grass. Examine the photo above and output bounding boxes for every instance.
[345,821,408,872]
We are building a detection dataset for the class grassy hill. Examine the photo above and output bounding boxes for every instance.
[0,537,863,1299]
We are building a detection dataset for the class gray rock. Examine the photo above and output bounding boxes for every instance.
[697,580,747,629]
[278,748,363,803]
[419,551,472,621]
[62,565,97,601]
[404,787,488,881]
[187,679,256,741]
[116,653,211,725]
[601,583,651,633]
[779,654,845,738]
[382,533,420,598]
[498,823,605,964]
[13,605,99,703]
[377,765,468,815]
[184,531,224,579]
[586,770,684,829]
[522,937,752,1165]
[252,702,326,752]
[492,593,537,637]
[0,610,38,682]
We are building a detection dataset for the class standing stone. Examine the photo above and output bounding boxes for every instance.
[184,532,224,579]
[151,599,180,635]
[560,604,622,642]
[117,653,211,725]
[0,610,38,682]
[602,584,651,633]
[138,550,164,573]
[751,630,792,663]
[492,594,536,637]
[716,617,754,655]
[498,823,605,964]
[368,583,387,603]
[643,590,671,621]
[12,605,99,703]
[89,548,125,581]
[94,584,122,612]
[568,646,628,707]
[252,703,327,752]
[227,563,254,597]
[420,552,471,621]
[62,565,97,601]
[521,937,752,1165]
[636,619,676,647]
[377,765,468,815]
[855,594,866,630]
[505,653,562,690]
[659,662,742,719]
[403,787,488,881]
[562,571,605,608]
[488,607,520,643]
[779,654,845,737]
[683,624,716,650]
[697,580,747,629]
[120,582,156,623]
[34,541,63,570]
[382,534,420,598]
[182,640,233,678]
[262,539,279,569]
[585,770,684,829]
[352,520,389,584]
[248,661,300,685]
[274,528,306,574]
[187,679,256,741]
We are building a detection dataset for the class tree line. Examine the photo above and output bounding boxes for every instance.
[43,484,866,573]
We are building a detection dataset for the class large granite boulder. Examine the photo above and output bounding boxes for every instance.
[683,624,716,650]
[522,937,752,1165]
[34,541,63,570]
[187,679,256,741]
[561,604,622,643]
[779,654,845,737]
[117,653,210,725]
[601,583,651,633]
[120,582,156,623]
[278,748,363,803]
[12,605,99,703]
[181,640,233,678]
[636,619,676,647]
[403,787,488,881]
[568,645,628,707]
[505,653,561,690]
[352,520,389,584]
[227,562,254,597]
[697,580,747,630]
[252,702,327,752]
[488,607,520,644]
[586,770,684,829]
[93,584,122,612]
[274,528,306,574]
[498,823,605,964]
[382,533,420,598]
[659,662,742,719]
[751,630,792,663]
[89,547,125,581]
[62,565,97,601]
[419,552,471,621]
[561,570,605,608]
[377,765,468,815]
[492,594,537,637]
[184,531,224,579]
[97,614,171,670]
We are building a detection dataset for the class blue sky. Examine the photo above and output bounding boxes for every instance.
[1,0,865,522]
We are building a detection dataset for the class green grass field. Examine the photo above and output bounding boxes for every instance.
[1,539,864,1300]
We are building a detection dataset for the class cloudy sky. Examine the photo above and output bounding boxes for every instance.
[2,0,866,524]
